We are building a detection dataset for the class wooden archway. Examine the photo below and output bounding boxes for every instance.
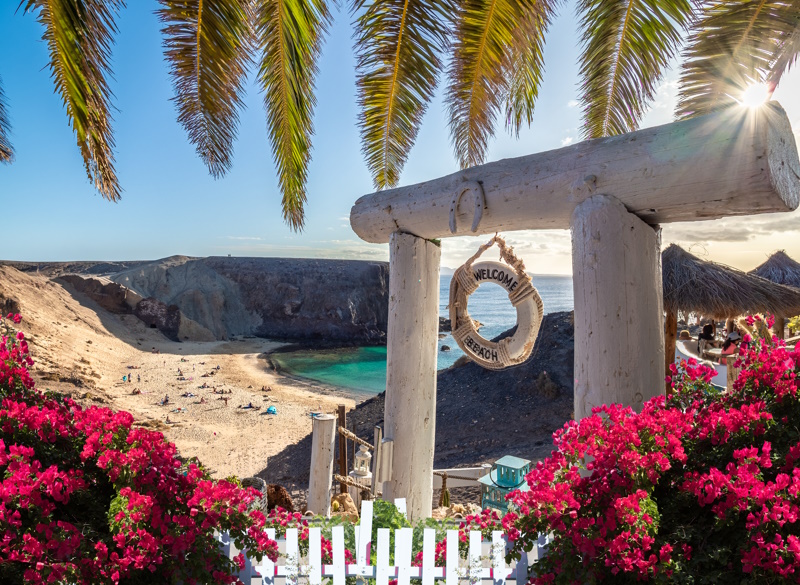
[350,103,800,520]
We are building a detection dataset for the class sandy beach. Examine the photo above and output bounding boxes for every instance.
[0,265,355,479]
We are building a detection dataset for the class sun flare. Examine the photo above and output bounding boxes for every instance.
[741,83,770,108]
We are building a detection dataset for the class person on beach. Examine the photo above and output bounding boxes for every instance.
[162,394,170,406]
[137,374,141,383]
[223,397,229,406]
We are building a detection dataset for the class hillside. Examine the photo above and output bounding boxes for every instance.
[0,265,352,481]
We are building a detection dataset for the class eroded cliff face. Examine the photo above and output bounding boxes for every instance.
[110,257,389,343]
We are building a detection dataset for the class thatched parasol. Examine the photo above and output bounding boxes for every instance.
[748,250,800,338]
[662,244,800,389]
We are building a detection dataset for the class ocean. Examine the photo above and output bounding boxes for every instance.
[271,275,573,396]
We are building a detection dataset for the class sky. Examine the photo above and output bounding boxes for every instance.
[1,2,800,275]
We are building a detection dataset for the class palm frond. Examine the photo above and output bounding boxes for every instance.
[578,0,694,138]
[446,0,554,168]
[158,0,254,178]
[677,1,800,118]
[0,76,12,163]
[21,0,122,200]
[504,2,556,137]
[256,0,330,230]
[768,3,800,90]
[353,0,453,189]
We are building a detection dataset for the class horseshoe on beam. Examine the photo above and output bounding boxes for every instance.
[449,181,487,235]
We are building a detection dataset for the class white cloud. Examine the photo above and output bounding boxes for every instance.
[561,136,574,146]
[567,100,580,108]
[223,236,263,241]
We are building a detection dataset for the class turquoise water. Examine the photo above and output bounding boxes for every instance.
[272,346,388,396]
[274,275,573,396]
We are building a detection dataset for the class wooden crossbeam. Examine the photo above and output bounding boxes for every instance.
[350,103,800,243]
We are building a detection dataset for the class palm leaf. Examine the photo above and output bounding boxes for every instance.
[256,0,330,231]
[21,0,122,199]
[446,0,555,169]
[353,0,453,190]
[0,76,12,163]
[578,0,694,138]
[504,3,556,137]
[158,0,254,178]
[767,3,800,90]
[677,1,800,118]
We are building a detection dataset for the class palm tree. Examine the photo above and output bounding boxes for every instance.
[3,0,800,229]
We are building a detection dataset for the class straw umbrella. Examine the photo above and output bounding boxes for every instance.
[748,251,800,339]
[662,244,800,392]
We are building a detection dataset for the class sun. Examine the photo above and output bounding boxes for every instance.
[741,83,770,108]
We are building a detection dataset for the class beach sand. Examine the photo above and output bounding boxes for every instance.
[0,265,355,479]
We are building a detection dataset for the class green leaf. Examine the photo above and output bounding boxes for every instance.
[0,75,12,163]
[504,3,556,137]
[353,0,453,189]
[578,0,694,138]
[446,0,556,169]
[678,1,800,118]
[158,0,255,178]
[21,0,123,200]
[256,0,331,231]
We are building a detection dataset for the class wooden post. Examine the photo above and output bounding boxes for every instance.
[383,232,441,520]
[308,414,336,516]
[571,195,665,420]
[371,425,383,497]
[337,405,347,494]
[665,310,678,394]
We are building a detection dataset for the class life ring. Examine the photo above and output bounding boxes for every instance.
[448,236,543,370]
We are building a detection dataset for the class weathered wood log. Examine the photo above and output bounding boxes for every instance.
[572,195,665,420]
[308,414,336,517]
[351,103,800,243]
[382,233,440,520]
[665,310,678,395]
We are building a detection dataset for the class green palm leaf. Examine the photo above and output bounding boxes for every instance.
[256,0,330,231]
[446,0,554,169]
[0,76,12,163]
[353,0,453,189]
[504,4,555,137]
[158,0,254,178]
[678,1,800,118]
[578,0,694,138]
[21,0,123,200]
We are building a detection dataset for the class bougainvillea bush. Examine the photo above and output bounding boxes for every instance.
[0,314,278,585]
[504,327,800,584]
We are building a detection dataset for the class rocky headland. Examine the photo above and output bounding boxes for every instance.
[11,256,390,345]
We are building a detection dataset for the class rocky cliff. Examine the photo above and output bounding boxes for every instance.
[110,256,389,343]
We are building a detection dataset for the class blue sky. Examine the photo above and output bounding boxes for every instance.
[2,2,800,274]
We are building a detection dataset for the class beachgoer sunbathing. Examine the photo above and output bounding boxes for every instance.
[199,397,206,404]
[161,394,170,406]
[131,388,141,395]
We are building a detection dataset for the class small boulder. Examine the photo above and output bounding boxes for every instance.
[267,484,294,512]
[441,345,451,352]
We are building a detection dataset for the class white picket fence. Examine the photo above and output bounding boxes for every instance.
[220,499,549,585]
